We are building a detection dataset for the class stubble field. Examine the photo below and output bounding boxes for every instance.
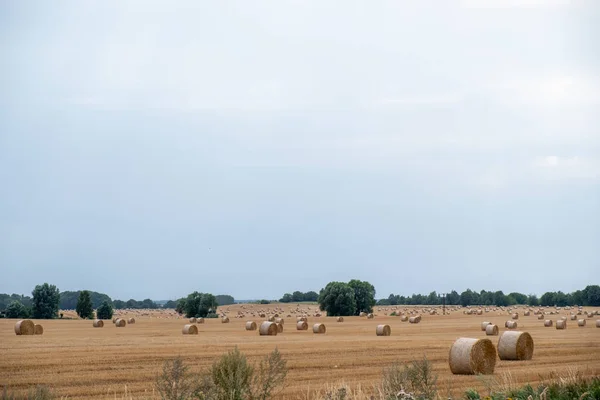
[1,304,599,399]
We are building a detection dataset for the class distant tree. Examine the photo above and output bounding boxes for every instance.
[76,290,94,319]
[460,289,475,307]
[175,298,186,314]
[163,299,178,309]
[183,292,218,318]
[6,300,30,318]
[259,299,270,304]
[141,298,157,309]
[540,292,555,306]
[527,294,539,306]
[348,279,376,314]
[426,291,439,305]
[508,292,527,305]
[303,291,319,302]
[583,285,600,306]
[318,282,356,316]
[113,299,126,309]
[60,290,112,309]
[215,295,235,306]
[32,283,60,319]
[279,293,293,303]
[291,291,305,302]
[446,290,460,305]
[96,300,114,320]
[126,299,139,308]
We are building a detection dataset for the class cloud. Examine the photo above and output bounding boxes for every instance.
[532,156,600,180]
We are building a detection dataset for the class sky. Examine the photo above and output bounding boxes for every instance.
[1,0,598,301]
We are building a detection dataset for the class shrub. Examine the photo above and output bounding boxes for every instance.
[1,385,55,400]
[5,300,30,319]
[155,357,204,400]
[382,356,437,400]
[210,347,254,400]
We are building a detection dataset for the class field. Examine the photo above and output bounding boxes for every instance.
[1,304,599,399]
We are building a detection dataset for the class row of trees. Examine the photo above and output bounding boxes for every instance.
[279,291,319,303]
[317,280,376,317]
[377,285,600,307]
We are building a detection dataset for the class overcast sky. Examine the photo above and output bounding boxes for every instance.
[1,0,598,301]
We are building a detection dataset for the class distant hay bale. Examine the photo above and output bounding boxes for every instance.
[275,318,284,325]
[485,324,499,336]
[376,324,391,336]
[497,331,534,361]
[524,311,530,316]
[511,313,519,320]
[267,316,275,322]
[221,316,230,323]
[556,320,567,330]
[182,324,198,335]
[400,315,408,322]
[570,315,577,321]
[189,317,197,323]
[197,318,205,324]
[34,324,44,335]
[93,320,104,328]
[449,338,497,375]
[112,317,117,324]
[115,319,126,327]
[359,312,367,317]
[296,321,308,330]
[296,316,307,322]
[481,322,491,331]
[259,321,278,336]
[313,323,326,334]
[409,316,421,324]
[505,321,517,329]
[367,313,374,319]
[336,317,344,322]
[577,319,586,327]
[14,320,35,336]
[245,321,257,331]
[276,323,283,333]
[538,314,544,320]
[128,318,135,324]
[544,320,553,327]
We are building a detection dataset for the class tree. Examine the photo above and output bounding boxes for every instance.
[76,290,94,319]
[279,293,293,303]
[291,291,304,302]
[215,295,235,306]
[446,290,460,305]
[527,294,539,306]
[113,299,126,309]
[540,292,555,306]
[348,279,376,315]
[59,290,112,309]
[96,300,114,320]
[175,298,186,314]
[32,283,60,319]
[6,300,29,318]
[508,292,527,305]
[426,291,439,305]
[183,292,218,318]
[303,291,319,302]
[460,289,475,306]
[583,285,600,306]
[317,282,356,316]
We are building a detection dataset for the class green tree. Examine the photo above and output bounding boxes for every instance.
[215,294,235,306]
[508,292,527,304]
[6,300,30,318]
[175,298,186,314]
[113,299,126,309]
[183,292,218,318]
[291,291,304,302]
[279,293,293,303]
[76,290,94,319]
[348,279,376,315]
[303,291,319,302]
[460,289,475,306]
[583,285,600,306]
[446,290,460,305]
[527,294,539,306]
[426,291,439,305]
[96,300,114,320]
[32,283,60,319]
[317,282,356,316]
[540,292,555,306]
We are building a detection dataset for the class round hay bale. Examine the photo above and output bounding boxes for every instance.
[537,314,544,320]
[577,319,586,327]
[505,320,517,329]
[221,316,230,323]
[276,323,283,333]
[336,317,344,322]
[182,324,198,335]
[34,324,44,335]
[128,318,135,324]
[400,315,408,322]
[481,322,491,331]
[367,313,374,319]
[112,317,117,323]
[376,324,391,336]
[544,319,553,327]
[245,321,257,331]
[93,319,104,328]
[115,318,126,327]
[189,317,197,323]
[556,320,567,329]
[313,323,326,334]
[485,324,498,336]
[296,321,308,330]
[197,318,205,324]
[497,331,534,361]
[14,320,35,336]
[511,313,519,320]
[449,338,497,375]
[275,318,284,325]
[359,312,366,317]
[296,316,307,322]
[408,316,421,324]
[570,315,577,321]
[596,320,600,328]
[524,311,530,316]
[259,321,278,336]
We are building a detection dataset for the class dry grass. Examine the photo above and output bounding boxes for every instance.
[1,304,599,399]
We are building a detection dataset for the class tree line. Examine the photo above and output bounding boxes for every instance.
[279,291,319,303]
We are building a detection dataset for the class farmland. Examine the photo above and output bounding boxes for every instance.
[1,304,599,399]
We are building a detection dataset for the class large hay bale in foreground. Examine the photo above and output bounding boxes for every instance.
[485,324,499,336]
[505,320,517,329]
[556,320,567,329]
[577,319,586,327]
[544,320,553,327]
[93,319,104,328]
[128,318,135,324]
[245,321,257,331]
[481,322,491,331]
[449,338,496,375]
[115,319,126,327]
[313,323,326,334]
[182,324,198,335]
[376,324,391,336]
[296,321,308,330]
[14,320,35,336]
[259,321,277,336]
[34,324,44,335]
[497,331,533,361]
[336,317,344,322]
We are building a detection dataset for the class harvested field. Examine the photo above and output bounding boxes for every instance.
[1,304,599,399]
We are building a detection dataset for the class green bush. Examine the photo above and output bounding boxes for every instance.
[96,300,113,320]
[5,300,30,319]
